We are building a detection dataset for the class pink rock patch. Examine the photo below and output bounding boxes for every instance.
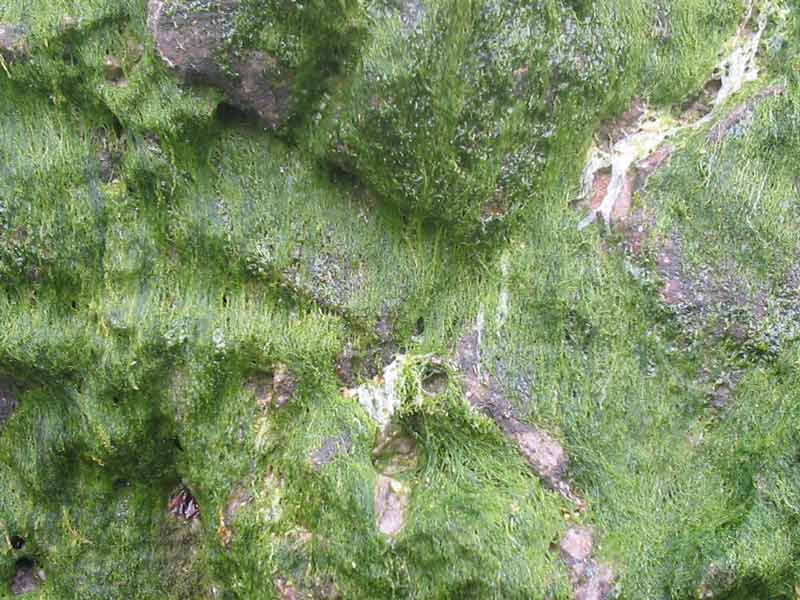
[374,474,409,537]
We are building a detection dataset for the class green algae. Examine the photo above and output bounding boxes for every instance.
[0,0,800,598]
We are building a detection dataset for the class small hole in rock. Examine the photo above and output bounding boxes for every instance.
[214,102,256,126]
[421,367,448,395]
[415,317,425,336]
[15,557,35,570]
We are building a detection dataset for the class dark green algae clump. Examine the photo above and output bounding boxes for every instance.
[1,0,800,598]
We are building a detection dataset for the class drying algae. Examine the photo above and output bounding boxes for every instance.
[1,0,800,598]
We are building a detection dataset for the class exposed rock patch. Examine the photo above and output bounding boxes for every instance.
[0,24,28,66]
[0,379,19,429]
[10,558,45,596]
[168,486,200,521]
[372,424,418,476]
[147,0,293,129]
[560,527,615,600]
[456,330,581,506]
[374,474,409,537]
[310,434,353,470]
[707,84,786,143]
[218,486,253,548]
[247,364,297,411]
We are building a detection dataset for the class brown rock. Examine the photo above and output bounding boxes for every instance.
[0,24,27,65]
[634,144,674,191]
[219,486,253,547]
[147,0,293,129]
[274,576,300,600]
[168,486,200,521]
[247,364,297,410]
[374,474,409,536]
[597,97,646,149]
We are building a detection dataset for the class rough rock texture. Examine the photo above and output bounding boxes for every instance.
[0,24,27,65]
[560,527,615,600]
[10,559,45,596]
[374,474,409,537]
[456,330,579,505]
[707,84,787,142]
[147,0,293,129]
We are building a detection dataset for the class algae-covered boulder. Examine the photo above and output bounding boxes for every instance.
[1,0,800,598]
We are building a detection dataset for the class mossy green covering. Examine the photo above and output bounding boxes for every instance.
[0,0,799,598]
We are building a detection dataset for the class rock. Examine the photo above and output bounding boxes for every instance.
[310,434,353,470]
[575,564,615,600]
[272,365,297,408]
[0,379,19,429]
[506,420,568,487]
[420,365,448,396]
[274,576,300,600]
[374,474,409,537]
[147,0,293,129]
[168,486,200,521]
[596,97,646,150]
[0,24,28,65]
[560,526,594,577]
[10,559,45,596]
[456,331,579,504]
[247,364,297,410]
[372,424,418,476]
[634,144,674,191]
[103,56,124,82]
[219,487,253,548]
[560,527,615,600]
[707,84,786,143]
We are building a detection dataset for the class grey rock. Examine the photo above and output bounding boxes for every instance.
[0,379,19,429]
[11,560,45,596]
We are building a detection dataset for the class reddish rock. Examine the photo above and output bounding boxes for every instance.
[456,331,581,505]
[634,144,675,191]
[374,474,408,537]
[147,0,293,129]
[597,97,646,149]
[560,526,594,568]
[219,487,253,548]
[168,487,200,521]
[272,365,297,408]
[708,85,786,143]
[247,364,297,410]
[575,564,615,600]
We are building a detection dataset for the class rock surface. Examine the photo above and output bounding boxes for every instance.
[147,0,293,129]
